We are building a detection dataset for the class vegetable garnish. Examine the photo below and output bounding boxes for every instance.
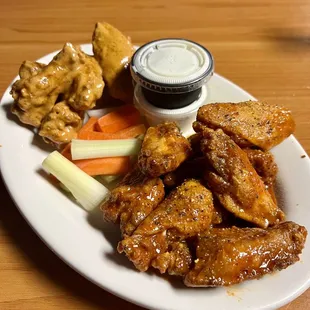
[42,151,110,211]
[73,156,131,176]
[61,143,131,176]
[71,138,142,160]
[78,124,146,140]
[96,104,141,133]
[77,116,99,139]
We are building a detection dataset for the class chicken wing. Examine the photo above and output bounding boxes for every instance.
[243,148,278,187]
[151,241,192,276]
[39,101,83,144]
[201,128,284,228]
[184,221,307,287]
[11,43,104,130]
[118,179,214,271]
[92,22,135,103]
[101,166,165,236]
[194,101,295,150]
[138,122,192,177]
[19,60,45,79]
[11,60,56,127]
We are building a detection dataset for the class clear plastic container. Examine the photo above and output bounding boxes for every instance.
[133,83,208,135]
[130,38,214,133]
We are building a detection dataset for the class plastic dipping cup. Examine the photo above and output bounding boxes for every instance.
[133,84,208,135]
[130,38,214,134]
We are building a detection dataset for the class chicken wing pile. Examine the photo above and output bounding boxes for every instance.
[11,22,135,144]
[101,101,307,287]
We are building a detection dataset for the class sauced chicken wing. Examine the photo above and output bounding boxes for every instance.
[101,166,165,236]
[151,241,192,276]
[138,122,192,177]
[19,61,45,79]
[39,101,83,144]
[186,132,278,188]
[184,222,307,287]
[194,101,295,150]
[11,43,104,134]
[63,54,104,111]
[201,128,284,228]
[243,148,278,187]
[11,60,56,127]
[92,22,135,103]
[118,179,214,271]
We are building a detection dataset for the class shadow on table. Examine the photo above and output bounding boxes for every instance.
[0,178,145,310]
[263,27,310,52]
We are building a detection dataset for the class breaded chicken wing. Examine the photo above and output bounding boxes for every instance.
[184,222,307,287]
[11,60,56,127]
[243,148,278,187]
[118,179,214,271]
[138,122,192,177]
[201,128,284,228]
[194,101,295,150]
[92,22,135,103]
[101,166,165,236]
[19,60,45,79]
[151,241,192,276]
[39,101,83,144]
[11,43,104,130]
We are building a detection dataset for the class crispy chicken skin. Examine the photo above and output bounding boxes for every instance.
[183,134,278,189]
[39,101,83,144]
[151,241,192,276]
[201,128,284,228]
[118,179,214,271]
[92,22,135,103]
[194,101,295,150]
[101,166,165,236]
[11,43,104,143]
[134,179,214,237]
[138,122,192,177]
[118,232,168,272]
[184,222,307,287]
[243,148,278,187]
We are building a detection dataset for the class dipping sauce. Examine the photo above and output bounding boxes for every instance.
[130,39,214,132]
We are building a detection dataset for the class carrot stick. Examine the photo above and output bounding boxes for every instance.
[96,105,141,133]
[110,124,146,139]
[77,117,98,138]
[78,124,146,140]
[61,143,72,160]
[61,142,130,176]
[73,157,131,176]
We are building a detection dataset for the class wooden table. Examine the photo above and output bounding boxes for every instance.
[0,0,309,309]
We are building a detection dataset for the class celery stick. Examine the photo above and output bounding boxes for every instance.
[42,151,110,211]
[71,138,142,160]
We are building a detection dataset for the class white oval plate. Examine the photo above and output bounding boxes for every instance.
[1,44,310,310]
